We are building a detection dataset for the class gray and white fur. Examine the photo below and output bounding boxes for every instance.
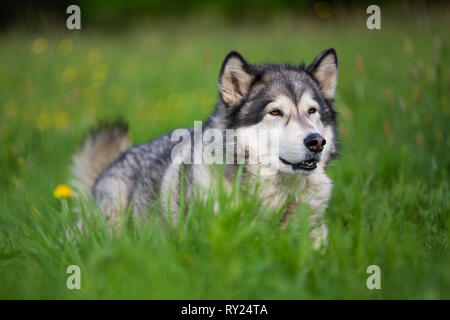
[71,48,339,247]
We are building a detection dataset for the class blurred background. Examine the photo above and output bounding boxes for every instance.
[0,0,445,30]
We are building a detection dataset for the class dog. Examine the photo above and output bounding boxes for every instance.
[71,48,339,247]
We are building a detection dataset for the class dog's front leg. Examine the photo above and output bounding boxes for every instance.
[304,171,333,249]
[310,211,328,250]
[281,202,328,250]
[281,172,332,249]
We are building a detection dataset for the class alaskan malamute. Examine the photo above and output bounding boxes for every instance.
[72,48,339,247]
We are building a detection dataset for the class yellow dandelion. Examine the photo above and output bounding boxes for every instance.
[54,110,69,129]
[62,67,78,83]
[17,156,24,166]
[36,112,51,131]
[88,48,102,64]
[93,64,109,81]
[58,38,73,55]
[11,177,19,185]
[53,184,73,199]
[32,37,48,54]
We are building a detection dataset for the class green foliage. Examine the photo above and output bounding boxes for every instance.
[0,10,448,299]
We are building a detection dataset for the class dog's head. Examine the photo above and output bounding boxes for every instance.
[218,49,339,175]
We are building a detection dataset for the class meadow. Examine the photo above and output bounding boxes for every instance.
[0,9,449,299]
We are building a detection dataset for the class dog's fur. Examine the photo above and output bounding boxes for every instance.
[71,49,339,247]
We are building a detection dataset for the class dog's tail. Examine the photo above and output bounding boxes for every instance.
[71,121,130,196]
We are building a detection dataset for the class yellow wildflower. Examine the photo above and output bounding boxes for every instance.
[62,67,78,83]
[36,112,51,131]
[53,184,73,199]
[32,37,48,54]
[54,111,69,129]
[58,38,73,55]
[88,48,102,64]
[93,64,109,81]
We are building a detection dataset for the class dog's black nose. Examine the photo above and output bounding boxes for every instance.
[304,133,326,152]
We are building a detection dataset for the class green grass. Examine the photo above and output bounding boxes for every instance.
[0,10,449,299]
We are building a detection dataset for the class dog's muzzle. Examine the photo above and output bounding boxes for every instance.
[279,157,318,171]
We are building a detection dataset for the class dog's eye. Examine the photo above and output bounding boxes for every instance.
[269,109,282,116]
[308,107,317,114]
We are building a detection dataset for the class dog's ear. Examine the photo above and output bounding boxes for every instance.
[307,48,338,99]
[219,51,254,107]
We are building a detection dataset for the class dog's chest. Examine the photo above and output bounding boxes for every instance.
[256,174,306,210]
